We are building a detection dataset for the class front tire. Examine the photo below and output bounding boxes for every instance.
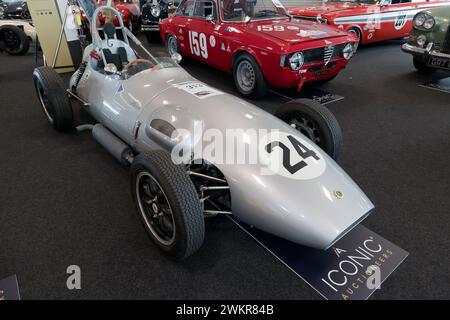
[32,66,73,132]
[166,34,180,57]
[275,99,342,160]
[233,53,268,99]
[413,57,436,75]
[131,150,205,260]
[0,25,29,55]
[348,27,361,51]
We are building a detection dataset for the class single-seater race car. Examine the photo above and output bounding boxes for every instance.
[33,2,374,260]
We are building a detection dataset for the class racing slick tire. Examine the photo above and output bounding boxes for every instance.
[233,52,268,99]
[413,57,436,75]
[32,66,73,132]
[275,99,342,160]
[131,150,205,260]
[0,25,29,56]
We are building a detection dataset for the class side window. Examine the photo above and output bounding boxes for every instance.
[177,0,195,16]
[193,0,217,19]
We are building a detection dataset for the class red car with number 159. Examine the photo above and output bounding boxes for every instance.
[159,0,358,98]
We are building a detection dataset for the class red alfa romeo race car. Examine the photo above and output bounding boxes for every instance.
[287,0,450,47]
[159,0,358,98]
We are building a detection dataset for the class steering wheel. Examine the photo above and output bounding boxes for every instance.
[122,59,155,76]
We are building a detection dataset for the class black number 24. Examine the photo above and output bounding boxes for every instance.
[265,135,320,174]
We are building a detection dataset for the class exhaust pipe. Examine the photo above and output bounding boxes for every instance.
[92,124,134,165]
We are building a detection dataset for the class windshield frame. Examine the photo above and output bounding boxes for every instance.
[216,0,290,24]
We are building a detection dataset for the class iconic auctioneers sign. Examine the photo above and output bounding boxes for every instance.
[231,220,409,300]
[0,275,21,300]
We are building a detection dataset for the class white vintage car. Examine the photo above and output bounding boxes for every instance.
[32,2,374,260]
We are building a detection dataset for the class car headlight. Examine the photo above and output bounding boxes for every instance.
[414,13,426,27]
[151,5,161,17]
[416,34,427,47]
[342,43,354,60]
[414,13,435,30]
[423,16,435,29]
[289,52,304,71]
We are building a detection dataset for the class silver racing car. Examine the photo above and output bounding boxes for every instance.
[32,2,374,259]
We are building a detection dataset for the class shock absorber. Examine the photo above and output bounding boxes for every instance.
[72,60,87,93]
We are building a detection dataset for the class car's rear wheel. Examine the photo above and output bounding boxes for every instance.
[233,53,268,99]
[413,57,436,75]
[32,66,73,132]
[131,150,205,260]
[0,25,29,55]
[275,99,342,160]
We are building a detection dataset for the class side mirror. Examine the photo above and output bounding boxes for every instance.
[104,63,118,75]
[171,53,182,64]
[206,14,215,24]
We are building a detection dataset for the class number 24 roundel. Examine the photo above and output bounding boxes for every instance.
[259,131,326,180]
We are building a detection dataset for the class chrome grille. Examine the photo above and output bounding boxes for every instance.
[324,46,334,65]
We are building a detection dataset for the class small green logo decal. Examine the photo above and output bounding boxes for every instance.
[334,190,344,199]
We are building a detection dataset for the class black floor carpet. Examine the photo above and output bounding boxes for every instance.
[0,40,449,300]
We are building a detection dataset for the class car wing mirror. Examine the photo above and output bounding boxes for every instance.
[206,14,215,24]
[104,63,118,75]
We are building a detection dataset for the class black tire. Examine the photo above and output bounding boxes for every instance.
[131,150,205,260]
[274,99,342,160]
[233,52,268,99]
[348,27,361,51]
[32,66,73,132]
[0,25,29,55]
[413,57,436,75]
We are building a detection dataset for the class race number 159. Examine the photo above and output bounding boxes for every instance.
[189,31,208,59]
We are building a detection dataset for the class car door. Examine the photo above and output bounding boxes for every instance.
[172,0,196,56]
[184,0,230,70]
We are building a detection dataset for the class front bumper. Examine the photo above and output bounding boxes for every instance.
[402,43,450,59]
[274,58,350,92]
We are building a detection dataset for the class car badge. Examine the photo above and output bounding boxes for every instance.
[116,83,124,94]
[324,46,334,65]
[333,190,344,199]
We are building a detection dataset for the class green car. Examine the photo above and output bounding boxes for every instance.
[402,7,450,74]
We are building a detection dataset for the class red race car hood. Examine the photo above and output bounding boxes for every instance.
[243,19,347,44]
[288,2,366,18]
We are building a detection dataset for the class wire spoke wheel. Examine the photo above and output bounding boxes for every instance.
[136,172,176,246]
[167,35,179,56]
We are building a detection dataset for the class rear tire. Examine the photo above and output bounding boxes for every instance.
[233,53,268,99]
[413,57,436,75]
[32,66,73,132]
[0,25,29,55]
[275,99,342,160]
[131,150,205,260]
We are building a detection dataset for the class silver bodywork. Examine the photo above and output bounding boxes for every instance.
[69,4,374,250]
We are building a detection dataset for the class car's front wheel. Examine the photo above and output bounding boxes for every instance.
[233,53,268,99]
[131,150,205,260]
[32,66,73,132]
[166,34,180,57]
[413,57,436,75]
[275,99,342,160]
